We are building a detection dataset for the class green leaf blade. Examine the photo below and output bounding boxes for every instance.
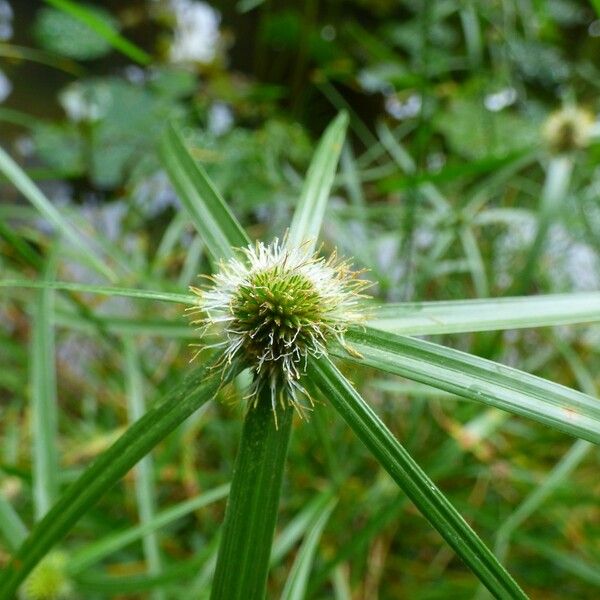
[308,356,528,600]
[0,147,116,281]
[160,123,250,262]
[338,327,600,444]
[0,355,230,599]
[287,112,349,251]
[367,293,600,335]
[211,400,293,600]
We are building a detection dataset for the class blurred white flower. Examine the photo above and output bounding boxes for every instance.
[169,0,220,64]
[484,88,517,112]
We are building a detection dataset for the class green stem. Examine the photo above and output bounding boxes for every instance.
[211,399,293,600]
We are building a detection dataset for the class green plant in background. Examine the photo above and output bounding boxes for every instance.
[2,1,600,599]
[1,109,600,599]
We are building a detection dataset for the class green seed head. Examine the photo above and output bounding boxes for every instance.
[20,552,71,600]
[189,239,369,414]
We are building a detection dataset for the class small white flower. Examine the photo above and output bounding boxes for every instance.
[189,239,369,416]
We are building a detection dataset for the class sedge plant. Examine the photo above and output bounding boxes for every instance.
[1,112,600,599]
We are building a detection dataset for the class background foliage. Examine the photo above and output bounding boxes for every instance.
[1,0,600,598]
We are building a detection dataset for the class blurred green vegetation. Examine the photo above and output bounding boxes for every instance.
[1,0,600,598]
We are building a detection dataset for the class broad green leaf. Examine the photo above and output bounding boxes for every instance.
[0,279,195,305]
[0,494,28,552]
[43,0,151,64]
[211,398,293,600]
[337,327,600,444]
[30,252,59,520]
[281,498,336,600]
[160,123,250,262]
[308,356,527,600]
[0,354,231,599]
[367,292,600,335]
[0,147,116,281]
[68,484,230,574]
[287,112,349,251]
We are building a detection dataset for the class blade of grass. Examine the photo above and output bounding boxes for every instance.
[160,123,250,261]
[210,398,293,600]
[308,356,527,599]
[336,327,600,444]
[43,0,151,65]
[74,538,219,594]
[269,488,334,567]
[0,280,195,305]
[0,494,28,552]
[30,251,59,520]
[0,43,83,75]
[287,112,349,251]
[123,339,164,600]
[280,497,337,600]
[55,312,192,339]
[0,353,233,599]
[0,146,116,281]
[68,484,229,574]
[514,156,573,293]
[367,292,600,335]
[494,438,591,563]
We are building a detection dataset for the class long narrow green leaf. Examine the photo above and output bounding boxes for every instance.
[337,327,600,444]
[367,292,600,335]
[308,356,528,600]
[56,311,192,338]
[30,253,59,520]
[0,494,28,552]
[269,488,334,567]
[123,339,164,600]
[68,484,229,574]
[494,438,591,562]
[0,147,116,281]
[0,280,195,305]
[44,0,152,65]
[160,123,250,261]
[0,354,231,599]
[281,498,337,600]
[211,399,293,600]
[287,112,349,251]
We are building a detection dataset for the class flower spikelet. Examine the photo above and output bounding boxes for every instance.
[189,239,369,416]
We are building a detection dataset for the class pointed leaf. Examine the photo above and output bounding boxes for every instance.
[160,123,249,261]
[336,327,600,444]
[287,112,349,251]
[308,356,527,600]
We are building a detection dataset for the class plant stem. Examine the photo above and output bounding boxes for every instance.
[211,399,293,600]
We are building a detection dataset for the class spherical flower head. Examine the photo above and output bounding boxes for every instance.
[190,239,369,415]
[542,106,595,154]
[20,552,71,600]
